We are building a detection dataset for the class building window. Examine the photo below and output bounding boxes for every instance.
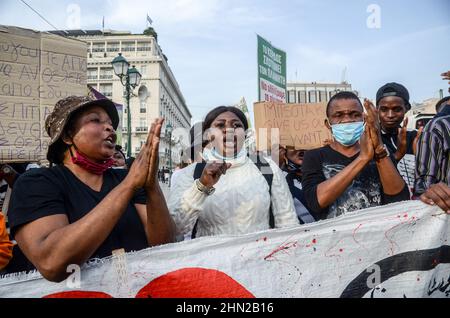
[140,101,146,113]
[309,91,317,103]
[288,90,296,103]
[319,91,327,102]
[107,42,120,52]
[122,42,135,52]
[138,85,149,115]
[299,91,307,103]
[329,91,338,100]
[137,118,147,132]
[99,68,113,80]
[137,42,151,51]
[99,83,113,98]
[87,68,98,80]
[92,43,105,52]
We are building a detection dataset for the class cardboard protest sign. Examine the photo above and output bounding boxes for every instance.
[0,200,448,298]
[0,26,87,163]
[254,101,332,151]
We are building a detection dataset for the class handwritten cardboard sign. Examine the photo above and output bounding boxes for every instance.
[253,101,332,151]
[0,26,87,163]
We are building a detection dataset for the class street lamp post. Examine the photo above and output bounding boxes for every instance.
[166,123,173,187]
[111,53,142,158]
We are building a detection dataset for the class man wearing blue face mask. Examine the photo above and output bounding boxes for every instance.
[302,91,410,220]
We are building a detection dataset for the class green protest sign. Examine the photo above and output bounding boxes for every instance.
[257,35,286,103]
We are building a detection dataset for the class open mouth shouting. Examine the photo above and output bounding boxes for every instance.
[104,134,117,148]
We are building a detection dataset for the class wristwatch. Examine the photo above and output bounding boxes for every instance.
[374,144,389,161]
[195,179,215,195]
[0,165,13,175]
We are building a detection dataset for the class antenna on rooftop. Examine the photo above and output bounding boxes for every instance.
[341,67,347,84]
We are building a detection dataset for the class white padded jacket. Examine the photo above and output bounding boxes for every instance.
[168,151,299,238]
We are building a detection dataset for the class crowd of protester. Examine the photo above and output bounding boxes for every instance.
[0,71,448,281]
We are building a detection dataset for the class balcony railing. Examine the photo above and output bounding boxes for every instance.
[135,127,148,132]
[121,127,149,133]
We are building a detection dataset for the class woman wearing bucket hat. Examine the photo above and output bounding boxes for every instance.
[7,96,175,282]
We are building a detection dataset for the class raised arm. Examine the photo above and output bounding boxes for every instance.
[14,179,137,282]
[135,118,176,246]
[363,99,407,196]
[315,131,373,210]
[14,120,169,282]
[168,162,231,236]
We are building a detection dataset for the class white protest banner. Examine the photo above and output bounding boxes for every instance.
[0,26,87,163]
[0,201,448,298]
[254,101,332,151]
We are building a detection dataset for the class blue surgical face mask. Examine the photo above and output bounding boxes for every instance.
[331,121,365,146]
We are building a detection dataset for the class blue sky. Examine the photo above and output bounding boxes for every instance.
[1,0,449,122]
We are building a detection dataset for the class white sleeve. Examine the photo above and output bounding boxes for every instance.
[168,164,209,236]
[266,158,300,228]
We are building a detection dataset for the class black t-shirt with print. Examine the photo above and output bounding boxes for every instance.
[302,145,410,220]
[7,165,148,272]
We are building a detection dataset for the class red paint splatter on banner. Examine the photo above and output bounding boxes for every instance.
[305,238,317,248]
[324,238,347,258]
[135,268,254,298]
[352,223,366,250]
[43,291,113,298]
[384,213,419,255]
[264,241,298,260]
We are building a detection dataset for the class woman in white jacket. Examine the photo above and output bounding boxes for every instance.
[168,106,299,239]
